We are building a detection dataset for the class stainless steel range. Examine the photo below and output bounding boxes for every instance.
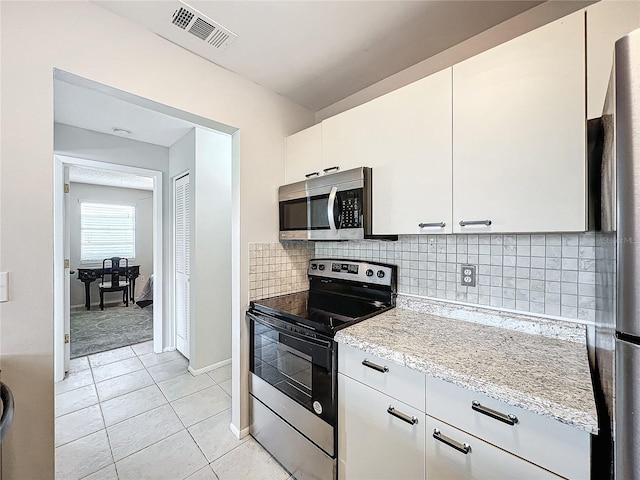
[247,259,397,480]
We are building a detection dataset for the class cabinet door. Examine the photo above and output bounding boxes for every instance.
[338,373,425,480]
[285,124,322,184]
[323,69,453,234]
[425,416,561,479]
[586,0,640,119]
[452,11,586,233]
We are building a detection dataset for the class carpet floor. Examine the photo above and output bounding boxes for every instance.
[70,304,153,358]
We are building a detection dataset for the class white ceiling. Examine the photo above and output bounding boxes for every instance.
[94,0,545,111]
[69,166,155,191]
[55,79,198,148]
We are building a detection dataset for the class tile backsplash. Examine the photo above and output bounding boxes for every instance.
[249,242,314,300]
[315,233,597,322]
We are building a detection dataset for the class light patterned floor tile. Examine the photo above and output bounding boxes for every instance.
[131,340,154,356]
[210,438,289,480]
[82,463,118,480]
[55,368,94,395]
[69,356,90,373]
[107,404,184,461]
[186,465,219,480]
[55,404,104,447]
[55,429,113,480]
[208,364,232,384]
[147,356,189,382]
[91,356,144,383]
[54,345,273,480]
[55,384,99,417]
[115,430,208,480]
[88,346,136,368]
[171,386,231,427]
[100,384,167,427]
[138,349,184,368]
[95,369,154,402]
[157,372,214,402]
[218,379,232,396]
[188,409,246,462]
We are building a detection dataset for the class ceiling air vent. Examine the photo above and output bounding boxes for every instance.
[171,2,238,51]
[189,17,215,41]
[172,7,194,30]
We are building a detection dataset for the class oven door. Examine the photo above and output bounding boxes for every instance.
[248,311,336,427]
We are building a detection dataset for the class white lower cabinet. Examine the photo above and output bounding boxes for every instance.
[338,373,425,480]
[338,350,591,479]
[425,416,561,479]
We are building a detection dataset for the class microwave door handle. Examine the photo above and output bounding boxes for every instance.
[327,186,338,232]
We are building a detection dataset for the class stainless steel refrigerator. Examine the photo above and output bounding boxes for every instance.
[592,27,640,480]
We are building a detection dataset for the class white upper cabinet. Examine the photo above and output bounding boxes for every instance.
[284,124,322,184]
[323,68,453,234]
[586,0,640,119]
[452,11,586,234]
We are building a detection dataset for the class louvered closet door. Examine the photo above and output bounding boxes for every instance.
[174,173,191,359]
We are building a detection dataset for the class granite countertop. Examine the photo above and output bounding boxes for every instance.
[335,297,598,434]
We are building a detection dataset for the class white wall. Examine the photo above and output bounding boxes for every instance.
[191,128,233,371]
[586,0,640,119]
[69,183,153,307]
[315,1,593,121]
[168,128,234,372]
[0,2,313,477]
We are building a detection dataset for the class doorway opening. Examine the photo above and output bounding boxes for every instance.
[52,69,238,386]
[69,165,156,358]
[54,156,164,380]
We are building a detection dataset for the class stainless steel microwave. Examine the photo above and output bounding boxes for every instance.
[279,167,372,240]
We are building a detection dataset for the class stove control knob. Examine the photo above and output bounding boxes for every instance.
[366,269,374,277]
[377,270,385,278]
[318,264,325,271]
[310,264,317,270]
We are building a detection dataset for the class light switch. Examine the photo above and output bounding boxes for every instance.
[0,272,8,302]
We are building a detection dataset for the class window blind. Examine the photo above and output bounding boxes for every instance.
[80,202,136,261]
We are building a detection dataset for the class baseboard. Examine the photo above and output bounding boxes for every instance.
[229,422,250,440]
[187,357,231,376]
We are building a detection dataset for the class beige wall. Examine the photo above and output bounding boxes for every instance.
[0,1,313,478]
[69,183,153,308]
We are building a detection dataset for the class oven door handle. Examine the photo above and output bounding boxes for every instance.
[247,311,333,349]
[327,186,338,233]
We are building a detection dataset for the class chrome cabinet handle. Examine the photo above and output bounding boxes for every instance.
[471,400,518,425]
[433,428,471,454]
[387,406,418,426]
[327,186,338,233]
[419,222,446,228]
[459,220,492,226]
[305,172,320,178]
[362,359,388,373]
[323,166,340,173]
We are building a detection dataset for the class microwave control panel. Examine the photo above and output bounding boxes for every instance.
[338,191,362,229]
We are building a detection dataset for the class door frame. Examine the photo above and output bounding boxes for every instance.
[53,154,164,381]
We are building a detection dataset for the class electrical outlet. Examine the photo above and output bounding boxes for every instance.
[461,264,476,287]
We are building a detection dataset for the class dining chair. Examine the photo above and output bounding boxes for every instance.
[99,257,129,310]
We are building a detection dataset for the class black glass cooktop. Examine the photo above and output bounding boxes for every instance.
[250,290,390,336]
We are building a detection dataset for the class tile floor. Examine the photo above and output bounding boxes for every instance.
[55,342,291,480]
